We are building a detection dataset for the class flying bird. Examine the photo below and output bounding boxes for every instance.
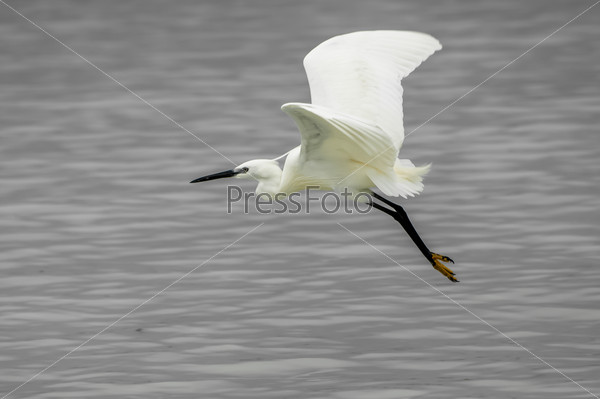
[191,30,457,282]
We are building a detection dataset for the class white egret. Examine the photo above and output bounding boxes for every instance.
[191,30,457,282]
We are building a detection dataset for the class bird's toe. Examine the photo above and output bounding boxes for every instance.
[430,253,458,282]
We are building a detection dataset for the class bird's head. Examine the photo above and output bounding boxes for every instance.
[190,159,282,193]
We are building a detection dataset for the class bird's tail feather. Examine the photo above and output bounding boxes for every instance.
[367,159,430,198]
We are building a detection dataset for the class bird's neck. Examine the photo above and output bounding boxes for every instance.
[255,172,283,197]
[256,180,280,196]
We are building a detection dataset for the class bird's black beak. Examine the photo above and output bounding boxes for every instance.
[190,169,241,183]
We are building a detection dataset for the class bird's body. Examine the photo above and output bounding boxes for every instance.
[192,30,458,282]
[243,144,429,198]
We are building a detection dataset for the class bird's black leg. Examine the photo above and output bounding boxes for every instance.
[369,193,458,282]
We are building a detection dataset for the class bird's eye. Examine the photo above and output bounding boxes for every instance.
[241,167,249,173]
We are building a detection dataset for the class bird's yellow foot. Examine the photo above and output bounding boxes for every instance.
[430,253,458,282]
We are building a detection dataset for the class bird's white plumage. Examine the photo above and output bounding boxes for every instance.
[280,31,441,197]
[281,103,396,172]
[302,30,441,148]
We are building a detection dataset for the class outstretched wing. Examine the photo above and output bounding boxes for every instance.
[281,102,397,177]
[303,30,441,149]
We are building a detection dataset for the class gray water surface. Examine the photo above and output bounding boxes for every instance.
[1,1,599,398]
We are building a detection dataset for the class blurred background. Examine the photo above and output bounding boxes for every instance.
[1,0,599,398]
